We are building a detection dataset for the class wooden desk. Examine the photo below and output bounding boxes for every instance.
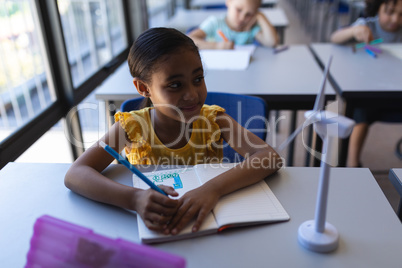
[190,0,278,8]
[310,43,402,166]
[1,162,402,267]
[165,8,289,44]
[389,168,402,221]
[95,45,336,165]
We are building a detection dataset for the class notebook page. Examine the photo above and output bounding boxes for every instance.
[212,181,289,226]
[194,163,289,227]
[234,44,257,55]
[134,168,218,243]
[381,44,402,61]
[200,48,253,70]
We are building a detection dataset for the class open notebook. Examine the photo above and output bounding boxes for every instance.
[133,163,289,244]
[200,44,256,70]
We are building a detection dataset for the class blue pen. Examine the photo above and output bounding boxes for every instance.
[99,141,167,196]
[364,47,377,58]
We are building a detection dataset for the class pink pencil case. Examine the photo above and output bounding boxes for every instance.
[26,215,186,268]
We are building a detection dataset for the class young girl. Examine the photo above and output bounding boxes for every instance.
[330,0,402,167]
[65,27,282,235]
[188,0,278,49]
[330,0,402,44]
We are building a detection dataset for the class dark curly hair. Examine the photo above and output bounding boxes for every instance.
[365,0,399,17]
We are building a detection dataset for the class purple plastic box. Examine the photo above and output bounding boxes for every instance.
[25,215,186,268]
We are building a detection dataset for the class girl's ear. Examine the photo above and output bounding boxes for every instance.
[133,78,150,97]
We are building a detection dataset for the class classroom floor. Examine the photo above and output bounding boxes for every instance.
[14,0,401,217]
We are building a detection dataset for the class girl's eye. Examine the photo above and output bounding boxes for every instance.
[168,82,181,88]
[194,76,204,83]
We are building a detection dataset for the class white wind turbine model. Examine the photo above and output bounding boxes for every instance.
[279,56,355,253]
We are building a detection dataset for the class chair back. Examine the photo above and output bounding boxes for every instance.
[120,93,268,163]
[120,97,145,112]
[205,92,268,162]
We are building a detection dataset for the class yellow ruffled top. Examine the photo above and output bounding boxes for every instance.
[114,104,225,165]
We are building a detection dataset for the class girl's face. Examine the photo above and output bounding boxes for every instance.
[147,49,207,123]
[226,0,259,31]
[378,0,402,32]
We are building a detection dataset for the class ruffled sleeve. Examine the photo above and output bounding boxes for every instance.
[114,111,152,164]
[201,105,226,155]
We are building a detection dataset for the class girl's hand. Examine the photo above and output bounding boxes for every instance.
[353,25,374,43]
[166,186,220,235]
[134,185,179,233]
[216,40,234,50]
[244,12,260,32]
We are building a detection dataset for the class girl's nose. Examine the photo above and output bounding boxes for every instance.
[183,86,198,101]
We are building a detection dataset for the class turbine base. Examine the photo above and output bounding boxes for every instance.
[298,220,339,253]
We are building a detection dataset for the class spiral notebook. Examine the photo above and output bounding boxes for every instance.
[133,163,289,244]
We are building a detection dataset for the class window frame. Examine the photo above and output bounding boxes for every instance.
[0,0,146,169]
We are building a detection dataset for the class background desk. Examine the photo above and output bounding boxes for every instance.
[389,168,402,221]
[310,43,402,166]
[165,8,289,44]
[95,45,336,166]
[1,162,402,267]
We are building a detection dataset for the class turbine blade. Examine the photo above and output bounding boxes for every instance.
[278,123,305,151]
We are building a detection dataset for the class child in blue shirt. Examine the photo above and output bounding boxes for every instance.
[331,0,402,44]
[188,0,278,49]
[330,0,402,167]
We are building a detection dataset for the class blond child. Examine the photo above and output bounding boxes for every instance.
[188,0,278,49]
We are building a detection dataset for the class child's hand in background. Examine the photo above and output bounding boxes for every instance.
[353,25,374,43]
[243,12,260,32]
[134,185,179,233]
[216,40,235,49]
[166,185,220,235]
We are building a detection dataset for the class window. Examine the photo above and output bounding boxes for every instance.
[0,0,55,140]
[57,0,128,87]
[0,0,149,169]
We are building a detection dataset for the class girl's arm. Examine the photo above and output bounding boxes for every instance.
[64,122,179,232]
[330,25,374,44]
[254,12,278,47]
[188,28,234,50]
[166,113,282,235]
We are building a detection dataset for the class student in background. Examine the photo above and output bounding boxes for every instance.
[65,28,282,235]
[330,0,402,167]
[188,0,278,49]
[331,0,402,44]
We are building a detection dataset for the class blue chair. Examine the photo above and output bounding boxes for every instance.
[120,97,145,112]
[120,93,268,162]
